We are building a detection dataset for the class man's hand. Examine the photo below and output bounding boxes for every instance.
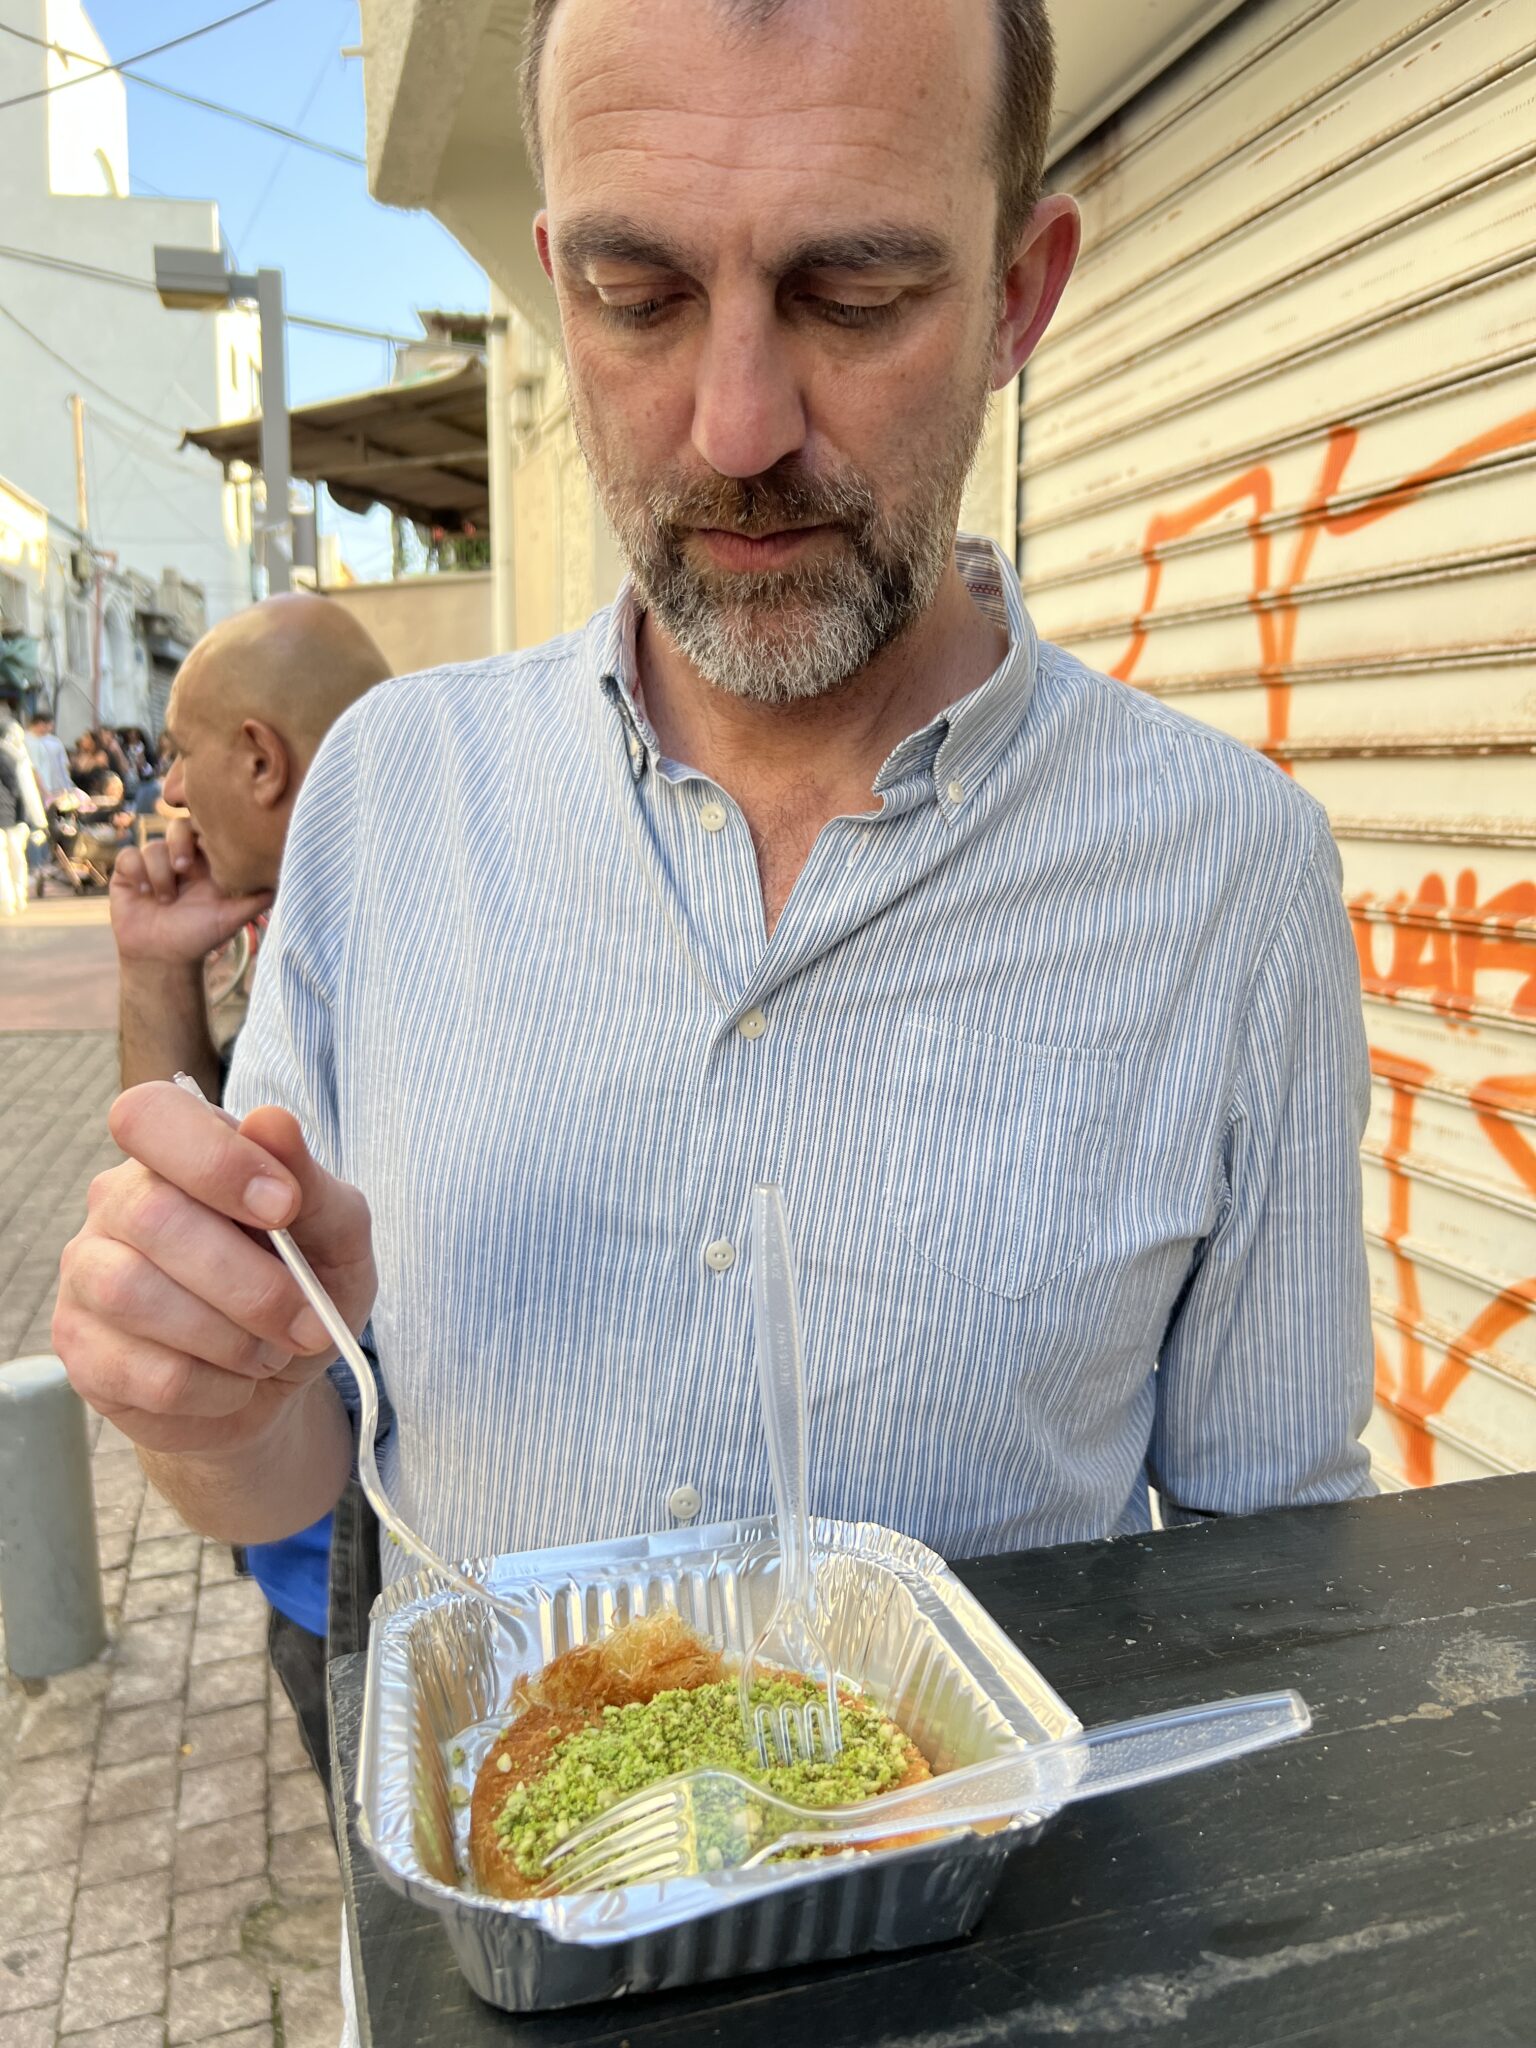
[54,1084,377,1461]
[110,818,272,965]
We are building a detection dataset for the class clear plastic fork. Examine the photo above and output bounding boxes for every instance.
[543,1689,1312,1894]
[738,1182,842,1769]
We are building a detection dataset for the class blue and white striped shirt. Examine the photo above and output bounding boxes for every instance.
[228,537,1373,1585]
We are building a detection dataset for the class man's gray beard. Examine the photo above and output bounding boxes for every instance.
[582,380,992,706]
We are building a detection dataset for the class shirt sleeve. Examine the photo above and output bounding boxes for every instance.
[1150,811,1376,1523]
[224,710,392,1463]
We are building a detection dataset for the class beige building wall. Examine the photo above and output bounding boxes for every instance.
[323,572,495,678]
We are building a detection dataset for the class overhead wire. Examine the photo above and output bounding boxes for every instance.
[0,1,280,112]
[0,21,363,164]
[0,243,482,350]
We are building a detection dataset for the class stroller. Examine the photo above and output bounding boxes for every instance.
[43,795,120,893]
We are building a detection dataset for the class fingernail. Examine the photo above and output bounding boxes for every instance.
[287,1307,330,1353]
[173,856,190,871]
[244,1175,294,1225]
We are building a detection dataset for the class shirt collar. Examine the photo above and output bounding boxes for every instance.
[593,531,1039,803]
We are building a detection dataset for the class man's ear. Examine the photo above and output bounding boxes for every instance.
[240,717,292,811]
[535,210,555,284]
[992,193,1081,391]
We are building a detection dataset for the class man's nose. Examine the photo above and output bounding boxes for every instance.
[163,757,184,805]
[690,311,806,481]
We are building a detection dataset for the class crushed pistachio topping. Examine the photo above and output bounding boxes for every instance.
[492,1675,910,1879]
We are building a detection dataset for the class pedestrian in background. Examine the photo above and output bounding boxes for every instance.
[0,684,45,911]
[25,707,74,804]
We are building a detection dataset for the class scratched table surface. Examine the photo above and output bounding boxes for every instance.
[329,1473,1536,2048]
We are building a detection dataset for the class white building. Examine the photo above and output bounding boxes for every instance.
[0,0,260,631]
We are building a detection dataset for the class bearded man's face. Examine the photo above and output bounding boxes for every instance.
[535,0,1011,702]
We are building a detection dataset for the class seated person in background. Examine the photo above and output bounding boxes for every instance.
[106,591,392,1802]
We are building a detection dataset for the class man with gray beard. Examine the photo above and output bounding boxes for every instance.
[54,0,1373,1623]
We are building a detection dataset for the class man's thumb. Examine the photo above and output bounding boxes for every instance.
[236,1105,370,1273]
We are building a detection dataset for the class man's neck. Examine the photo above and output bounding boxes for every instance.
[635,558,1007,933]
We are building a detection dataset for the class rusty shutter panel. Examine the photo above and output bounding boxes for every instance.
[1019,0,1536,1488]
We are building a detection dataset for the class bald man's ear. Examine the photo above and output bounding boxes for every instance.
[239,717,293,812]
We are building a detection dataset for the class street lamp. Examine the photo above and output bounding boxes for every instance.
[154,245,291,595]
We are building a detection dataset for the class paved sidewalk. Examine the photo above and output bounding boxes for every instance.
[0,899,119,1033]
[1,1031,345,2047]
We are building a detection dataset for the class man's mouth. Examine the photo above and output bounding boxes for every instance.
[686,524,838,572]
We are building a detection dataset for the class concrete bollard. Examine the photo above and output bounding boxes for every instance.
[0,1354,107,1678]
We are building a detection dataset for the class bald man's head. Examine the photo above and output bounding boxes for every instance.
[174,592,391,767]
[161,593,392,896]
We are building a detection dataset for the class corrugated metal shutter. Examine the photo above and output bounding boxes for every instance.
[1019,0,1536,1490]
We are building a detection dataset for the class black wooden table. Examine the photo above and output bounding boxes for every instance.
[328,1474,1536,2047]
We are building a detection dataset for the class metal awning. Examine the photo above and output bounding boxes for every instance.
[182,359,488,532]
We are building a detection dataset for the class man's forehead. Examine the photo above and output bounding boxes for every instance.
[541,0,995,203]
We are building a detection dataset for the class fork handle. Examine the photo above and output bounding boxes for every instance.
[751,1183,815,1612]
[770,1690,1311,1848]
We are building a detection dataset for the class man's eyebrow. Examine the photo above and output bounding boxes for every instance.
[779,228,951,276]
[553,217,951,282]
[554,216,703,277]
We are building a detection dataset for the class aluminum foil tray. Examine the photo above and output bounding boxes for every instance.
[356,1515,1079,2013]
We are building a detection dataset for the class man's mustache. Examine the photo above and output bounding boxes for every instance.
[648,466,876,541]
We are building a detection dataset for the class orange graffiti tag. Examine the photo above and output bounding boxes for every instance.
[1107,407,1536,1483]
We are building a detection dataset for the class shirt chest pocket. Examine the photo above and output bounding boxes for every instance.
[890,1023,1124,1302]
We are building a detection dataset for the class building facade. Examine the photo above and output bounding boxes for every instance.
[0,0,259,623]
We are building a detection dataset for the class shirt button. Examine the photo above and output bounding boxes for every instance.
[737,1008,767,1041]
[698,800,727,832]
[668,1483,702,1523]
[946,778,965,804]
[704,1238,736,1272]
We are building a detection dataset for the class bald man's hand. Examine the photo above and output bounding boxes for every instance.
[54,1086,376,1463]
[111,819,272,966]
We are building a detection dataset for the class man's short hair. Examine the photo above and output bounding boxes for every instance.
[520,0,1055,263]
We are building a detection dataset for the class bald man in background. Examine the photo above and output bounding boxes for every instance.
[109,590,392,1804]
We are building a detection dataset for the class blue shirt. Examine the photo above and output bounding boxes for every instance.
[245,1511,331,1638]
[227,537,1373,1581]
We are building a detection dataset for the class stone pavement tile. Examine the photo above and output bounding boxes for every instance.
[78,1809,175,1888]
[212,2026,275,2048]
[0,1866,76,1937]
[268,1823,341,1902]
[99,1567,128,1619]
[91,1453,147,1513]
[57,2020,166,2048]
[168,1875,270,1967]
[173,1811,268,1893]
[58,1937,166,2034]
[167,1953,272,2043]
[269,1765,328,1838]
[97,1703,184,1766]
[128,1533,202,1582]
[199,1544,239,1586]
[276,1968,344,2048]
[267,1701,309,1777]
[0,2005,58,2048]
[3,1795,86,1874]
[185,1653,266,1716]
[136,1495,195,1541]
[182,1699,267,1766]
[3,1743,95,1815]
[177,1752,267,1831]
[94,1419,136,1455]
[190,1601,270,1667]
[14,1685,105,1761]
[88,1754,178,1824]
[0,1924,68,2015]
[97,1523,133,1572]
[121,1570,199,1623]
[105,1613,193,1710]
[69,1869,173,1960]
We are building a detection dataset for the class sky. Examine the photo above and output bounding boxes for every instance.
[88,0,491,578]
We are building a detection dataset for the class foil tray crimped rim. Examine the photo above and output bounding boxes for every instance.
[355,1515,1077,1993]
